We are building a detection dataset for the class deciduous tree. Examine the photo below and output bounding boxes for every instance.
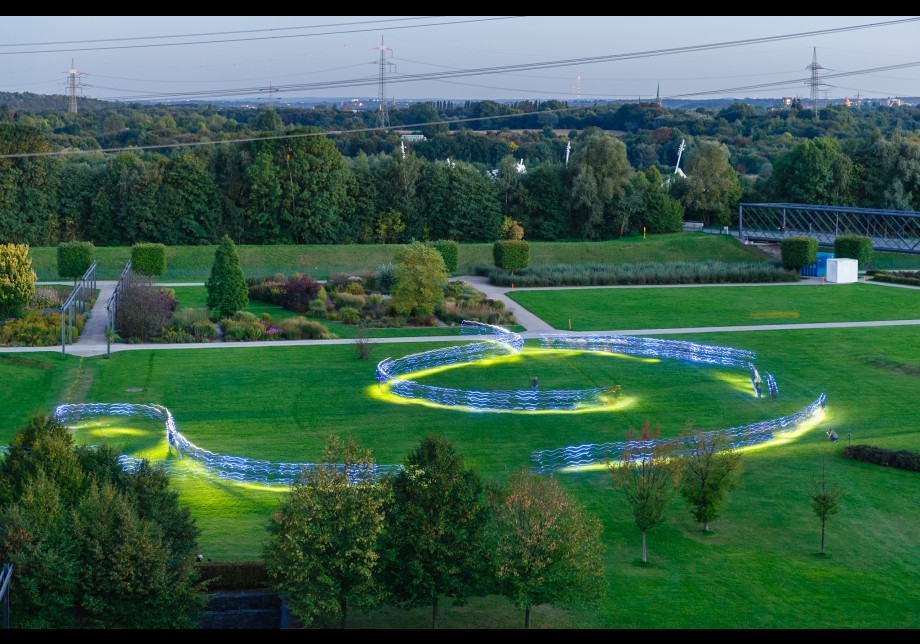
[809,458,844,556]
[677,430,743,532]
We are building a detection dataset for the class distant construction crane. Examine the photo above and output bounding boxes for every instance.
[373,36,395,129]
[63,58,84,113]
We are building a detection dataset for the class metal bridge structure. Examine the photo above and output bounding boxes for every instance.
[738,203,920,254]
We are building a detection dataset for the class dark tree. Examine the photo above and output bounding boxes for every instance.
[206,235,248,318]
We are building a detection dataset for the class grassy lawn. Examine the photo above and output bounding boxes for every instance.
[26,234,770,281]
[1,319,917,627]
[508,282,920,331]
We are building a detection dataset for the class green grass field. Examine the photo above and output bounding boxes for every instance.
[1,315,918,627]
[508,282,920,331]
[27,234,770,281]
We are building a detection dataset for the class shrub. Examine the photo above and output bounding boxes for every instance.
[870,271,920,286]
[248,279,285,304]
[493,239,531,271]
[429,240,459,272]
[0,243,37,318]
[114,276,178,342]
[29,287,64,311]
[196,562,269,591]
[0,311,84,347]
[842,444,920,472]
[277,316,330,340]
[483,261,799,287]
[344,281,364,295]
[834,235,873,267]
[206,236,248,318]
[332,291,366,310]
[308,298,328,318]
[279,275,321,313]
[57,241,95,282]
[390,242,448,318]
[340,306,361,325]
[644,194,685,233]
[221,312,264,341]
[131,243,167,277]
[376,264,396,293]
[780,236,817,271]
[498,216,525,240]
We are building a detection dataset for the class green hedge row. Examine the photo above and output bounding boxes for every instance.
[57,241,95,280]
[428,240,459,272]
[493,240,530,271]
[131,243,167,276]
[834,235,873,266]
[780,236,818,270]
[868,271,920,286]
[841,444,920,472]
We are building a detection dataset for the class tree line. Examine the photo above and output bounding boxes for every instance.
[1,98,918,247]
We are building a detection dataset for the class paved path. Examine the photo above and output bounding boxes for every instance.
[74,281,116,346]
[4,276,917,358]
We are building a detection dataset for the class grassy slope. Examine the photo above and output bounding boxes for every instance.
[1,322,917,627]
[28,234,770,281]
[508,282,920,331]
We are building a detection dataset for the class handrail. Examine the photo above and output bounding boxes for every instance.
[105,260,132,357]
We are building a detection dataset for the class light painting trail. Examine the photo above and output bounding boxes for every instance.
[0,321,827,484]
[51,402,400,486]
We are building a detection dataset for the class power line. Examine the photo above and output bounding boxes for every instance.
[75,17,920,103]
[0,16,440,47]
[0,16,523,56]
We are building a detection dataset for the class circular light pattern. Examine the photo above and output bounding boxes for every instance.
[0,321,825,484]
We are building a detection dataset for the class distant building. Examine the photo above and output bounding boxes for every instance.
[888,97,904,107]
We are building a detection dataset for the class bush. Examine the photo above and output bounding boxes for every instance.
[344,281,364,295]
[221,311,264,341]
[29,287,65,311]
[332,291,366,310]
[248,279,285,304]
[780,236,817,271]
[870,270,920,286]
[114,276,178,342]
[834,235,873,267]
[0,311,84,347]
[376,264,396,293]
[493,240,530,271]
[196,562,270,591]
[842,444,920,472]
[57,241,95,281]
[131,243,167,277]
[0,243,37,318]
[168,308,217,342]
[277,317,330,340]
[340,306,361,325]
[429,240,459,272]
[308,298,328,318]
[279,275,321,313]
[484,261,799,287]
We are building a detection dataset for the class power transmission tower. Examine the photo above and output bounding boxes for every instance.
[374,36,395,129]
[805,47,828,120]
[63,58,84,114]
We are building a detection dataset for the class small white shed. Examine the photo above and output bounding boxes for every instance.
[826,258,858,284]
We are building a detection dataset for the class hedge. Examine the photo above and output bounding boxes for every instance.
[428,240,459,273]
[841,444,920,472]
[834,235,873,267]
[57,241,95,281]
[131,242,167,277]
[869,270,920,286]
[493,240,530,271]
[780,236,817,271]
[195,561,270,590]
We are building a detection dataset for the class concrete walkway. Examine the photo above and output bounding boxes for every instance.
[4,276,917,358]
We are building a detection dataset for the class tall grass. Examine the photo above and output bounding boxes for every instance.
[480,261,800,287]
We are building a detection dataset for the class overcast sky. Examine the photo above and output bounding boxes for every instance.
[1,16,918,103]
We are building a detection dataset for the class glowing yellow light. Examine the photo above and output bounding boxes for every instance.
[89,427,149,438]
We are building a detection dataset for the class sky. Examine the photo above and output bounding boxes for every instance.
[0,16,918,104]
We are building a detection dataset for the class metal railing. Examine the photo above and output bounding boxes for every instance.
[60,261,97,359]
[105,260,132,358]
[0,563,11,629]
[739,203,920,254]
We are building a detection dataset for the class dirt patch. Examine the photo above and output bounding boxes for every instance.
[0,355,55,370]
[866,356,920,377]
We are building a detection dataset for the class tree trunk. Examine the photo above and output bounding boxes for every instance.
[431,595,439,629]
[820,520,826,555]
[641,530,647,563]
[341,599,347,629]
[525,605,531,629]
[704,521,710,532]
